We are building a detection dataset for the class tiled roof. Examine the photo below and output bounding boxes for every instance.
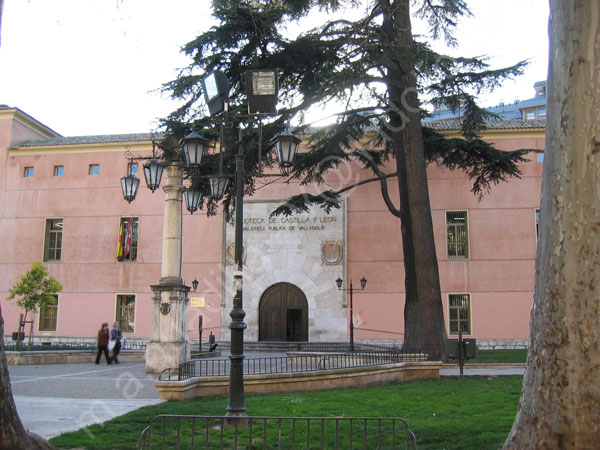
[18,133,161,147]
[426,81,547,122]
[426,118,546,131]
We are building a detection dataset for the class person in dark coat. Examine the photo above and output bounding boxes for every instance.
[95,322,112,364]
[110,321,123,364]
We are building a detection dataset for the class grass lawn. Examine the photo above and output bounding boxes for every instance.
[468,349,527,364]
[49,376,523,449]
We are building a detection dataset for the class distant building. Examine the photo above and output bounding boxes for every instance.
[428,80,547,122]
[0,91,545,349]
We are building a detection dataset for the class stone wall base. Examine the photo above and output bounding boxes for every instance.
[352,339,529,350]
[155,361,443,401]
[475,339,529,350]
[6,350,145,365]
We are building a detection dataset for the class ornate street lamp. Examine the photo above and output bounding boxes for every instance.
[143,159,164,192]
[181,131,210,169]
[119,67,303,418]
[272,130,302,167]
[120,173,140,203]
[209,176,230,199]
[360,276,367,289]
[336,276,368,352]
[184,186,203,214]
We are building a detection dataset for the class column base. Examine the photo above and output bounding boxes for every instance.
[145,341,190,374]
[225,414,249,428]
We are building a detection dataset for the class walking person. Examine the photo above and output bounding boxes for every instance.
[95,322,112,364]
[110,321,123,364]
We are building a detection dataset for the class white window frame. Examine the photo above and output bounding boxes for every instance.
[43,218,64,262]
[448,292,472,336]
[115,293,137,334]
[445,210,470,260]
[38,294,59,332]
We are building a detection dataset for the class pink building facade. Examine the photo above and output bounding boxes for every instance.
[0,105,544,349]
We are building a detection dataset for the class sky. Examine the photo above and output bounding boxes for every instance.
[0,0,549,137]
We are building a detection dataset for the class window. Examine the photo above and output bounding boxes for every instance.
[449,293,471,335]
[54,166,64,176]
[24,167,34,177]
[39,295,58,331]
[44,219,63,262]
[525,110,536,120]
[446,211,469,259]
[535,209,541,241]
[116,294,136,333]
[117,217,139,262]
[89,164,100,175]
[538,107,546,117]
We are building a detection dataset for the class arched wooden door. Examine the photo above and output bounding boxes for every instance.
[259,283,308,341]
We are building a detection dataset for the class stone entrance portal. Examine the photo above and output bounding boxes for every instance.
[259,283,308,341]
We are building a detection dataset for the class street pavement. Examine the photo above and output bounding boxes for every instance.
[8,356,526,440]
[9,361,163,439]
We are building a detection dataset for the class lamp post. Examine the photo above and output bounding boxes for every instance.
[336,276,367,352]
[121,69,302,415]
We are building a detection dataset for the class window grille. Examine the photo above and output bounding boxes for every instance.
[446,211,469,259]
[449,293,471,335]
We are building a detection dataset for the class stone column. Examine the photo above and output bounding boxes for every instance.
[145,162,191,374]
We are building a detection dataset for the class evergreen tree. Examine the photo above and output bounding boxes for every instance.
[162,0,530,360]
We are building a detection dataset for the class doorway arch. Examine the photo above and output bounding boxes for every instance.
[259,283,308,341]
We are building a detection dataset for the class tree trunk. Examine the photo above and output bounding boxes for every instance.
[396,145,422,352]
[385,0,446,360]
[503,1,600,447]
[0,304,54,450]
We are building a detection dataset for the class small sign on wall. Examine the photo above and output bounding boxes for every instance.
[190,297,206,308]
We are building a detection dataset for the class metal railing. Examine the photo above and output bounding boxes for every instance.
[138,415,418,449]
[295,342,404,353]
[160,350,428,381]
[3,339,146,352]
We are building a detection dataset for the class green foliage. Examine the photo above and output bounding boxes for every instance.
[160,0,533,358]
[6,261,62,314]
[161,0,530,216]
[49,376,523,450]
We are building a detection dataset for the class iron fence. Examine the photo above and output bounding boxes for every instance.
[295,342,404,353]
[160,351,428,381]
[137,415,418,449]
[3,339,147,352]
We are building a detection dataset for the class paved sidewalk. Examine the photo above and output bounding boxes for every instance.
[8,352,287,439]
[440,366,525,376]
[9,361,163,439]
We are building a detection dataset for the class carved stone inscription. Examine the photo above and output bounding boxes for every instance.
[222,199,347,342]
[243,215,337,232]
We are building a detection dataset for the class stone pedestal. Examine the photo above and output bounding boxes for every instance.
[145,280,191,373]
[145,162,190,374]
